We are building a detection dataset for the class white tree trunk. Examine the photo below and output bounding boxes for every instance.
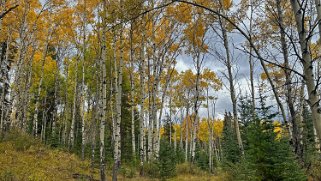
[313,0,321,151]
[0,34,11,131]
[113,24,124,181]
[69,53,78,148]
[62,62,69,146]
[139,27,146,174]
[33,34,50,137]
[206,88,213,172]
[291,0,321,143]
[129,22,136,158]
[81,0,87,160]
[100,1,108,180]
[147,60,153,161]
[219,14,244,154]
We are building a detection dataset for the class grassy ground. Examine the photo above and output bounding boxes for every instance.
[0,132,95,180]
[0,132,226,181]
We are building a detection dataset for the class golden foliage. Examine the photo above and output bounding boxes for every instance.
[273,121,283,140]
[167,118,224,142]
[166,4,192,24]
[184,19,208,52]
[202,68,222,91]
[222,0,233,10]
[197,119,224,142]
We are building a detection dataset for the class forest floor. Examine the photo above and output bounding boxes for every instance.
[0,132,226,181]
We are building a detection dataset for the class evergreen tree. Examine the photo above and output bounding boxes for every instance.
[239,90,305,180]
[257,83,278,121]
[302,104,316,160]
[238,94,255,127]
[243,120,306,181]
[120,71,133,163]
[153,115,177,180]
[301,104,321,179]
[159,139,177,180]
[176,144,185,164]
[221,112,241,163]
[195,145,209,170]
[162,114,173,142]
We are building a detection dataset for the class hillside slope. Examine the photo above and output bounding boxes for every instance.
[0,132,96,181]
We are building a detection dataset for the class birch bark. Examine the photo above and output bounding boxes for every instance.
[290,0,321,142]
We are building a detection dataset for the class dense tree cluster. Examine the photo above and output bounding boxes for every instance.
[0,0,321,180]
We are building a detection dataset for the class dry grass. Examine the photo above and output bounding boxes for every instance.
[0,133,98,181]
[0,132,230,181]
[113,174,226,181]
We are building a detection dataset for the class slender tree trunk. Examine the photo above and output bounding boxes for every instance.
[129,22,136,158]
[169,96,172,146]
[100,1,108,180]
[52,47,60,138]
[174,122,177,151]
[248,0,255,117]
[150,0,158,161]
[0,85,5,131]
[23,40,36,132]
[185,98,190,162]
[69,56,79,148]
[180,109,184,150]
[219,15,244,154]
[81,1,87,160]
[206,88,213,172]
[113,23,124,181]
[276,0,301,156]
[157,66,174,148]
[33,35,50,137]
[91,98,97,179]
[152,72,159,161]
[147,58,153,162]
[298,83,305,147]
[191,53,201,162]
[63,63,69,146]
[290,0,321,142]
[41,96,47,142]
[313,0,321,151]
[139,25,146,175]
[315,0,321,38]
[0,34,11,131]
[13,6,28,130]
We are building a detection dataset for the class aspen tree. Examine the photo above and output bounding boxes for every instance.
[202,68,222,172]
[139,25,146,175]
[100,1,108,180]
[69,55,79,148]
[217,2,244,154]
[290,0,321,143]
[33,25,53,137]
[248,0,255,117]
[129,20,136,158]
[313,0,321,151]
[113,1,124,179]
[274,0,302,155]
[81,0,87,161]
[0,30,12,131]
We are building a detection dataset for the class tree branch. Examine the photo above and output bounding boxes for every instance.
[0,5,18,19]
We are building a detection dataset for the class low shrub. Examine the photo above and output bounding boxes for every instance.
[119,166,136,178]
[176,163,203,175]
[143,162,160,178]
[0,130,40,151]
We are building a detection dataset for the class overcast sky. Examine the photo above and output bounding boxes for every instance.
[172,29,282,120]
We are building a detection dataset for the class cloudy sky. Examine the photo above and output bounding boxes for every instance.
[172,29,278,120]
